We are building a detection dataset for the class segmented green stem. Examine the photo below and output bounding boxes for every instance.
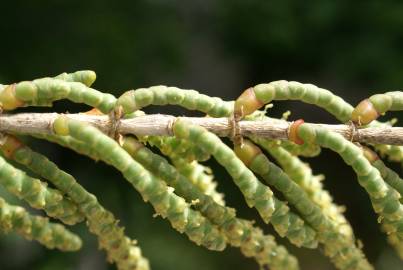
[136,134,317,248]
[297,124,403,241]
[122,136,300,269]
[0,155,83,225]
[0,197,81,251]
[116,86,233,117]
[144,135,223,204]
[255,139,353,237]
[7,138,149,270]
[146,136,211,162]
[371,92,403,115]
[371,159,403,203]
[32,133,100,161]
[171,158,225,206]
[239,140,371,270]
[0,78,116,113]
[169,121,317,250]
[247,81,354,122]
[33,132,298,269]
[352,92,403,125]
[173,118,276,223]
[52,116,227,251]
[54,70,97,87]
[361,150,403,259]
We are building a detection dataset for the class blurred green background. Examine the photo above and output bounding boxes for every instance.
[1,1,403,269]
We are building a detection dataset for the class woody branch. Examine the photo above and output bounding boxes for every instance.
[0,112,402,145]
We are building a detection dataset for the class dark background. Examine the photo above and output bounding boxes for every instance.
[1,1,403,269]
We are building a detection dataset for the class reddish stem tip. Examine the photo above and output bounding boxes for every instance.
[288,119,305,145]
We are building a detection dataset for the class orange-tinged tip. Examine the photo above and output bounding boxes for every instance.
[351,99,379,126]
[288,119,305,145]
[0,135,24,158]
[361,146,379,163]
[234,88,264,119]
[83,108,104,115]
[234,139,261,166]
[0,84,25,110]
[53,116,69,136]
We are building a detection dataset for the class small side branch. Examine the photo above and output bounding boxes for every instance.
[0,113,402,145]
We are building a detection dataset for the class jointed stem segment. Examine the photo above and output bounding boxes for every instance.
[0,197,81,251]
[52,116,227,251]
[116,86,233,117]
[0,153,84,225]
[0,78,116,112]
[236,81,354,122]
[296,124,403,243]
[352,92,403,125]
[173,118,276,223]
[255,139,353,238]
[235,139,371,270]
[2,134,149,270]
[122,136,299,269]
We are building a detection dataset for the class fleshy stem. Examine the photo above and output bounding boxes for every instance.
[52,116,227,251]
[122,136,300,269]
[295,124,403,243]
[0,154,83,225]
[234,139,372,270]
[0,196,81,251]
[0,134,149,270]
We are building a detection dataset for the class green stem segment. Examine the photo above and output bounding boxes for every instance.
[170,121,318,249]
[144,136,222,204]
[235,81,353,122]
[116,86,233,117]
[0,197,81,251]
[0,153,83,225]
[352,92,403,125]
[361,146,403,259]
[52,116,227,251]
[0,78,116,113]
[255,139,353,237]
[123,136,300,269]
[146,136,211,162]
[171,158,225,206]
[235,139,372,270]
[373,159,403,203]
[54,70,97,87]
[3,135,149,270]
[37,133,299,270]
[172,118,275,223]
[296,124,403,241]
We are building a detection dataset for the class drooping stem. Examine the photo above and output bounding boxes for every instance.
[234,139,371,270]
[0,155,84,225]
[122,136,301,269]
[0,196,82,251]
[1,134,149,270]
[52,116,227,251]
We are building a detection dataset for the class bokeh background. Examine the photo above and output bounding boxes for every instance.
[1,1,403,269]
